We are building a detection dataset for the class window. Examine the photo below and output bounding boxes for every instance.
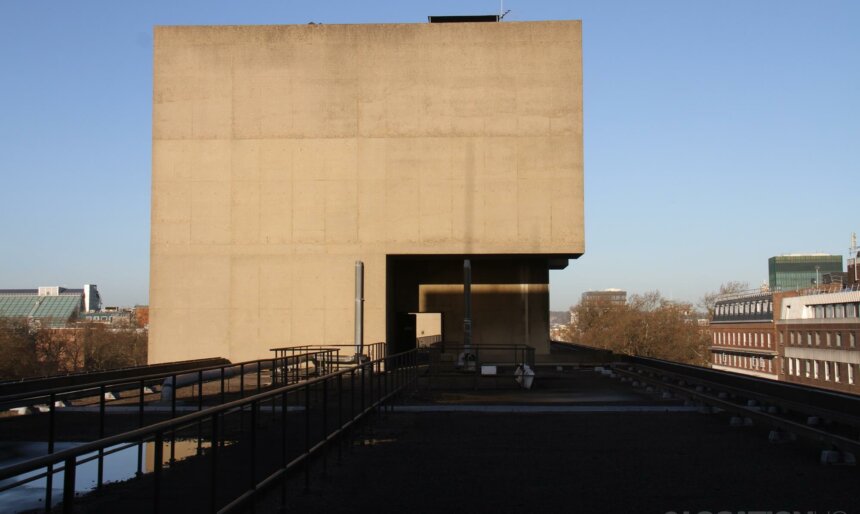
[849,364,855,385]
[826,332,831,346]
[814,360,819,379]
[815,332,821,346]
[836,333,842,347]
[789,331,794,345]
[767,333,771,348]
[834,363,840,383]
[807,333,813,346]
[767,359,772,372]
[805,360,810,378]
[789,358,794,375]
[815,305,824,318]
[825,305,834,318]
[824,361,830,381]
[848,303,857,318]
[781,331,786,345]
[851,332,856,348]
[836,305,845,318]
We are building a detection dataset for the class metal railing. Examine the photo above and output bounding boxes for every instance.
[0,357,230,397]
[0,349,419,513]
[615,356,860,457]
[0,349,339,503]
[270,342,387,364]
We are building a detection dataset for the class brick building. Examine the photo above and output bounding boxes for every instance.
[709,291,784,380]
[778,289,860,394]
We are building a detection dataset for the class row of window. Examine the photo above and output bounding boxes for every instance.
[712,331,772,349]
[783,330,857,348]
[715,299,773,317]
[812,302,860,319]
[786,358,856,385]
[713,352,773,373]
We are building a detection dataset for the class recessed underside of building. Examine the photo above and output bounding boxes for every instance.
[149,20,584,363]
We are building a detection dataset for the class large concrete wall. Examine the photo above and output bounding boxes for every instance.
[150,21,583,363]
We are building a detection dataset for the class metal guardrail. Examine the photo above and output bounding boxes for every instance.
[628,355,860,428]
[615,356,860,457]
[270,342,387,364]
[0,349,339,502]
[0,349,419,513]
[0,358,230,397]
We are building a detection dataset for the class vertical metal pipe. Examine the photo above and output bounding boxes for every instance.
[464,259,472,352]
[355,261,365,360]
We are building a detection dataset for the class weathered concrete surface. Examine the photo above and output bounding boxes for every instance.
[150,20,584,363]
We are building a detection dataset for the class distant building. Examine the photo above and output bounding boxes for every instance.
[581,289,627,305]
[768,254,842,291]
[778,290,860,394]
[0,285,101,328]
[709,291,784,380]
[80,307,133,326]
[848,233,859,287]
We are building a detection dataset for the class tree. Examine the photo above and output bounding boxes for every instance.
[698,281,749,318]
[569,291,710,366]
[0,319,41,380]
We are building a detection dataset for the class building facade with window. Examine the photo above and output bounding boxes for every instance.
[777,290,860,394]
[768,254,843,291]
[709,291,785,380]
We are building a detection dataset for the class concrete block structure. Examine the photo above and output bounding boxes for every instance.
[149,19,583,363]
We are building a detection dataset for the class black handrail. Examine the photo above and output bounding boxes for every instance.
[0,348,340,502]
[0,348,420,513]
[0,350,335,406]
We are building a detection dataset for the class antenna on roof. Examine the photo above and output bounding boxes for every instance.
[499,1,511,20]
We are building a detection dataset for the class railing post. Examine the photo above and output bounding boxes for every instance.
[46,392,56,513]
[249,400,258,511]
[280,390,288,510]
[210,413,220,514]
[170,374,177,464]
[322,378,328,477]
[154,432,164,514]
[304,383,311,492]
[220,367,226,405]
[62,455,76,514]
[98,385,105,489]
[337,373,343,464]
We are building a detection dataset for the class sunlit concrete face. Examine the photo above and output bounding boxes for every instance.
[150,21,583,363]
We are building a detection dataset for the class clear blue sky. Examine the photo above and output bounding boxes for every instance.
[1,1,857,309]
